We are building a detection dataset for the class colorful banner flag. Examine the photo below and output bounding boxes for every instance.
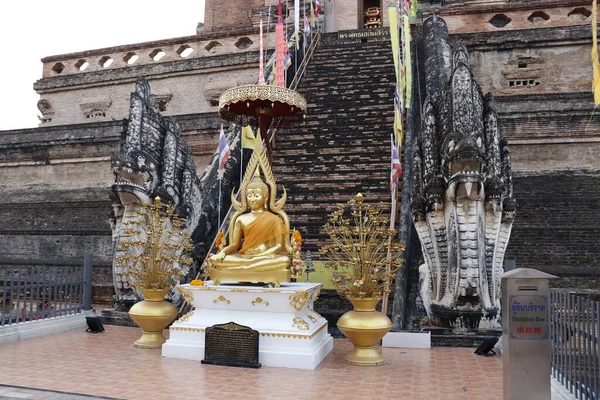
[275,22,285,87]
[389,6,404,145]
[411,0,419,18]
[218,125,230,172]
[388,6,400,85]
[242,125,256,149]
[391,135,402,191]
[394,85,403,145]
[284,48,292,70]
[400,0,410,16]
[304,15,311,37]
[593,0,600,104]
[310,1,316,28]
[315,0,322,15]
[403,14,412,109]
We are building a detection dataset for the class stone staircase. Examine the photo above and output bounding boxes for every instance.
[272,32,397,256]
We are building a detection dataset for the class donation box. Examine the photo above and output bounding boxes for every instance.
[501,268,557,400]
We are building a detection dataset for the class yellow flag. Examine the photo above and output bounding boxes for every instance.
[388,6,400,84]
[394,103,403,145]
[242,125,256,149]
[410,0,418,19]
[592,0,600,104]
[310,1,316,28]
[403,15,412,109]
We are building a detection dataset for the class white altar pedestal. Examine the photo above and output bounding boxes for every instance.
[162,281,333,369]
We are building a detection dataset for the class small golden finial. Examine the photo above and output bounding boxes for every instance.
[355,193,364,203]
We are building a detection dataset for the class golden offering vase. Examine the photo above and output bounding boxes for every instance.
[128,288,177,349]
[336,297,392,366]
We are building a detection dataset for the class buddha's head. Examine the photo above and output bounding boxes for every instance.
[246,175,269,211]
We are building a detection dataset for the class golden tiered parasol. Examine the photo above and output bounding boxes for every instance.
[218,85,306,158]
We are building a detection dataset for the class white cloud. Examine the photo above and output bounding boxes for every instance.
[0,0,205,130]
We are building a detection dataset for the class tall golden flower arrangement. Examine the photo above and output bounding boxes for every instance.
[115,197,194,348]
[116,197,194,291]
[321,193,403,300]
[320,193,404,366]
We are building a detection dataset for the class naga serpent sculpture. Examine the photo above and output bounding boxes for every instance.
[109,78,246,309]
[412,16,516,328]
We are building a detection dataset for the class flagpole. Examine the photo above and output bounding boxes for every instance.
[217,123,229,230]
[294,0,298,77]
[240,129,244,187]
[259,19,265,85]
[218,175,222,229]
[383,134,398,315]
[303,0,306,55]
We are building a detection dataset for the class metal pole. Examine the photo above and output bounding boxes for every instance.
[15,269,22,323]
[551,290,555,378]
[583,299,594,398]
[576,296,581,399]
[8,270,14,324]
[28,267,33,321]
[595,301,599,400]
[1,269,6,326]
[564,292,568,391]
[581,297,585,399]
[83,253,93,311]
[568,293,574,394]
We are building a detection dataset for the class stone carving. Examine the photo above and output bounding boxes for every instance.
[412,16,516,328]
[37,99,54,123]
[110,77,245,309]
[80,100,111,120]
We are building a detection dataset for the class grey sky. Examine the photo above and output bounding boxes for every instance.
[0,0,205,130]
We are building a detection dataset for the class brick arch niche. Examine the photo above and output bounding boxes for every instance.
[527,11,549,25]
[489,14,511,28]
[568,7,591,21]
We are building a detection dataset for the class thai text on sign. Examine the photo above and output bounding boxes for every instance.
[508,295,549,340]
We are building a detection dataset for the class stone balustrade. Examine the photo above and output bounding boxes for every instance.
[41,27,276,78]
[423,1,594,34]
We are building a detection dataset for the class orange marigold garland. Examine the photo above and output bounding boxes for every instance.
[215,231,225,251]
[290,229,306,278]
[293,229,303,247]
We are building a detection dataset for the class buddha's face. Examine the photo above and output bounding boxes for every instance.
[247,187,266,211]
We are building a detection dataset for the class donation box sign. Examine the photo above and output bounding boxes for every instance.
[508,295,549,340]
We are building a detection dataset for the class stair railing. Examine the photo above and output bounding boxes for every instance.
[289,31,321,91]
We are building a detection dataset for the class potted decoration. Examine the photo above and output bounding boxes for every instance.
[320,193,403,366]
[116,197,194,349]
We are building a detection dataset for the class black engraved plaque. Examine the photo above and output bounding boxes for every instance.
[201,322,261,368]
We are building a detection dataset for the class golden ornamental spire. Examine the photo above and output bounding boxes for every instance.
[229,135,291,253]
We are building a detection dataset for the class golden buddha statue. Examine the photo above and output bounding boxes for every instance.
[207,137,292,287]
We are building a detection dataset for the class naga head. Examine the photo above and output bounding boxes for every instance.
[111,149,159,206]
[111,78,163,207]
[441,44,486,201]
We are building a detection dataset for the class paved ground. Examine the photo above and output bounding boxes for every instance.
[0,325,504,400]
[0,385,116,400]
